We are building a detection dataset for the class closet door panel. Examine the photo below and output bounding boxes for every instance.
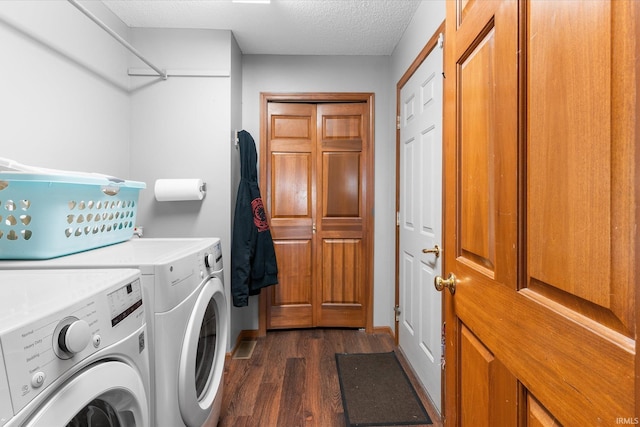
[265,102,316,329]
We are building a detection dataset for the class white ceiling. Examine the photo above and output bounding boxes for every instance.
[101,0,422,55]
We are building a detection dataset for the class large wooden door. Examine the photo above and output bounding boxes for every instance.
[442,1,638,426]
[260,94,374,332]
[398,31,444,414]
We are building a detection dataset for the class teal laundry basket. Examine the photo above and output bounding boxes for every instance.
[0,173,145,259]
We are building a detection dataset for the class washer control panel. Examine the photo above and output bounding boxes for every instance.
[203,240,223,272]
[0,269,143,416]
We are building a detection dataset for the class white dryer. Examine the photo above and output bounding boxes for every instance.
[0,238,228,427]
[0,269,149,427]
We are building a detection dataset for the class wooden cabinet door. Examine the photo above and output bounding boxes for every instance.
[262,97,372,330]
[443,0,638,425]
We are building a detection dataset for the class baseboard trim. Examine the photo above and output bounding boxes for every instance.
[372,326,395,340]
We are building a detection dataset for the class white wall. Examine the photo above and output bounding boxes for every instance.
[129,28,234,241]
[0,1,131,178]
[229,34,247,346]
[241,54,394,329]
[391,1,446,85]
[128,29,239,350]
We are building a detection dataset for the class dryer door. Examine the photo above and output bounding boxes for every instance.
[25,361,149,427]
[178,277,228,427]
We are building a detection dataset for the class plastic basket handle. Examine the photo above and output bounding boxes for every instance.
[101,185,120,196]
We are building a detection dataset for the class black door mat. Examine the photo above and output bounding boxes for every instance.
[335,352,432,426]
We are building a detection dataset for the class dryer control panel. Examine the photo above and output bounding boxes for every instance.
[154,240,222,313]
[0,269,143,416]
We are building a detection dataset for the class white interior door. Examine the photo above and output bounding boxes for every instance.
[398,39,443,413]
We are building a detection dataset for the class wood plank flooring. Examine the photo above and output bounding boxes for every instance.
[217,329,443,427]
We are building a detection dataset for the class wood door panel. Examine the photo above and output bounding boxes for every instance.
[527,0,632,337]
[459,325,517,427]
[458,27,496,275]
[319,218,363,237]
[268,240,313,329]
[455,0,498,43]
[272,240,312,306]
[272,115,312,139]
[321,140,363,151]
[268,305,313,329]
[269,139,314,153]
[454,267,634,425]
[320,239,363,304]
[527,395,561,427]
[323,152,361,217]
[321,112,362,140]
[269,218,312,240]
[458,0,476,25]
[271,152,311,218]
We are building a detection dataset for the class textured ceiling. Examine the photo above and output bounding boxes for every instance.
[101,0,422,55]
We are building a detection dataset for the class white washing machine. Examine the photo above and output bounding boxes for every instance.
[0,268,149,427]
[0,238,228,427]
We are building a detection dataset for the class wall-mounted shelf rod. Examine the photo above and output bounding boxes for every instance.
[67,0,168,80]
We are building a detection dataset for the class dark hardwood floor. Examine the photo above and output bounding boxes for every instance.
[218,328,443,427]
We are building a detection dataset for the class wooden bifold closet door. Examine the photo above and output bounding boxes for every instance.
[259,94,374,332]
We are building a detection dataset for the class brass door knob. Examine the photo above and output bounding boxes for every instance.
[422,245,440,257]
[434,273,456,295]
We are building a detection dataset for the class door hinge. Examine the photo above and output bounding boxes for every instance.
[438,32,444,49]
[396,115,401,130]
[396,211,400,227]
[394,305,401,322]
[441,321,446,370]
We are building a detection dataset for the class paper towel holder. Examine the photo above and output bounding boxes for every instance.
[154,178,207,202]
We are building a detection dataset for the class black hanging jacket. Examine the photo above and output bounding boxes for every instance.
[231,130,278,307]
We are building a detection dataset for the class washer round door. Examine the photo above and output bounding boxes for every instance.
[25,361,149,427]
[178,276,228,427]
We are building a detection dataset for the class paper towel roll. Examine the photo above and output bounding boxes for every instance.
[154,179,206,201]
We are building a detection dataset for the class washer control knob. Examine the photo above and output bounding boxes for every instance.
[204,253,215,269]
[58,319,90,355]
